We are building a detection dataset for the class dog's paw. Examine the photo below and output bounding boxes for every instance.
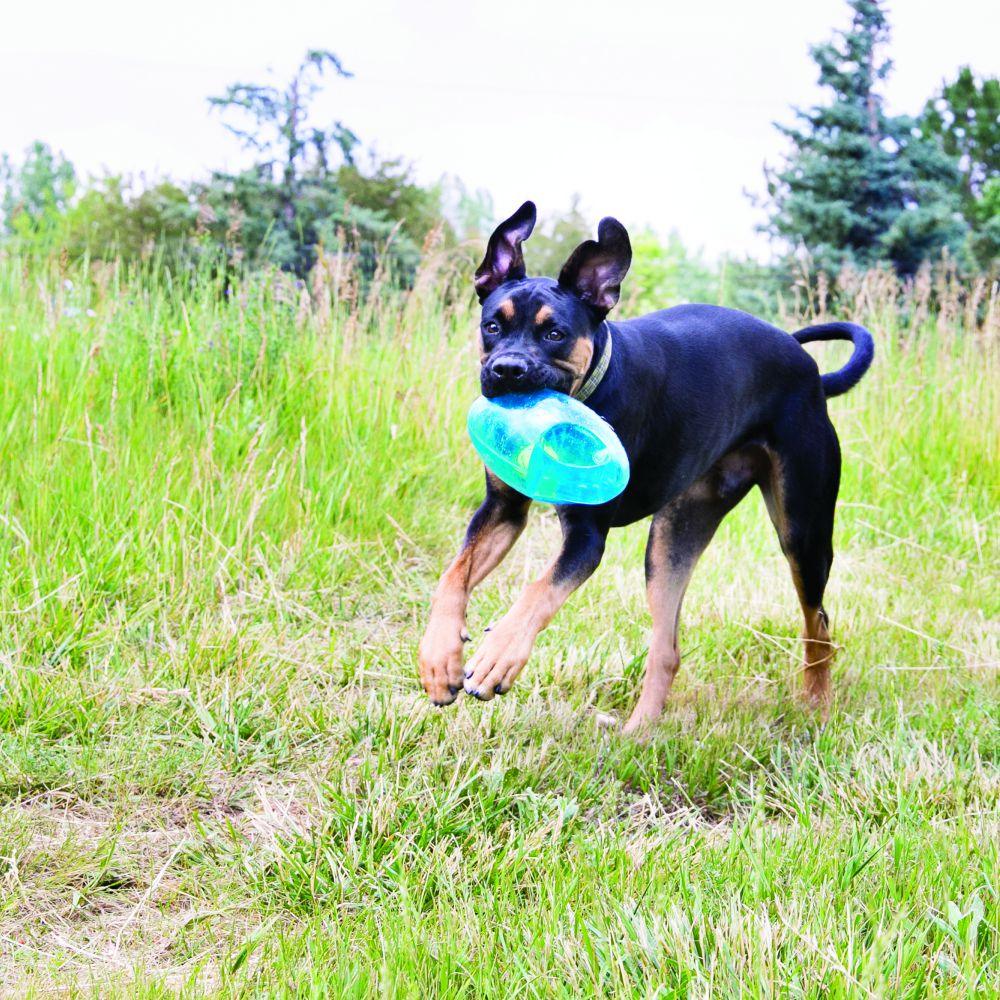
[418,619,468,706]
[462,618,534,701]
[622,697,666,737]
[621,710,656,738]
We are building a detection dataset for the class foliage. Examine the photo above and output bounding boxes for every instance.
[0,54,450,283]
[1,148,200,268]
[2,32,996,288]
[921,67,1000,268]
[337,155,451,250]
[921,67,1000,203]
[208,48,359,177]
[969,176,1000,268]
[58,176,199,265]
[525,195,593,278]
[619,230,787,321]
[762,0,968,276]
[0,141,76,239]
[201,50,433,279]
[626,229,716,310]
[439,175,496,243]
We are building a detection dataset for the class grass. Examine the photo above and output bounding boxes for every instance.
[0,253,996,996]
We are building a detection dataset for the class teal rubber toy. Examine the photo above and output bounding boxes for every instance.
[467,390,629,505]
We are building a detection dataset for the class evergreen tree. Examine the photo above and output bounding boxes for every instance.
[762,0,967,275]
[201,51,444,279]
[203,50,362,276]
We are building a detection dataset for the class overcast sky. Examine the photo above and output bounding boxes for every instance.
[2,0,996,259]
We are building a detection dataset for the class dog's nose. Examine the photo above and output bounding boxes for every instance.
[490,358,529,382]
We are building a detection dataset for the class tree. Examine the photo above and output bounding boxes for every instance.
[337,154,448,250]
[202,50,439,279]
[0,144,201,266]
[627,229,716,312]
[921,67,1000,268]
[59,177,198,265]
[527,196,592,277]
[0,141,76,239]
[921,68,1000,205]
[209,50,358,229]
[967,176,1000,270]
[202,51,359,274]
[762,0,967,275]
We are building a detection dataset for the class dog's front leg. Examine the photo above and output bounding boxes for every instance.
[419,476,530,705]
[464,508,609,701]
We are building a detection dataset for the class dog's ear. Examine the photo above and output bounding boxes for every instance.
[558,217,632,316]
[474,201,537,301]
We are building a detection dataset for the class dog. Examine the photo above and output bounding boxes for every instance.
[418,201,874,732]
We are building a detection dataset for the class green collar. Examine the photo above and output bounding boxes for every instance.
[573,323,612,403]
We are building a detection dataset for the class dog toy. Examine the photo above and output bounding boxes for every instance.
[467,390,629,505]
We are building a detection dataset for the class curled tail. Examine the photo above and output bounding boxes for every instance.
[793,321,875,398]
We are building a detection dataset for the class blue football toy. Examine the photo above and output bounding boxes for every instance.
[467,389,629,505]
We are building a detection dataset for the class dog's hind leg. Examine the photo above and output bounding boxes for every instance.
[760,414,841,708]
[419,474,531,705]
[624,448,763,734]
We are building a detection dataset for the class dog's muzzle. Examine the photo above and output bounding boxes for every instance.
[481,354,561,397]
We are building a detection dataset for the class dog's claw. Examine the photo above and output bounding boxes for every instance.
[448,684,461,696]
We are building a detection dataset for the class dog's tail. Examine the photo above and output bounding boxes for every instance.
[793,322,875,398]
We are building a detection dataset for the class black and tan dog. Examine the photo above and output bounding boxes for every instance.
[419,201,874,732]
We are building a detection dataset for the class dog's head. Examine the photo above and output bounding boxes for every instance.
[474,201,632,398]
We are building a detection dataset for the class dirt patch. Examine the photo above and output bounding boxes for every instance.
[0,773,324,994]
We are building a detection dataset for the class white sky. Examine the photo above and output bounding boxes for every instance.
[2,0,997,259]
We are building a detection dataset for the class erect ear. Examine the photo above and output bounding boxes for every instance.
[474,201,537,301]
[558,217,632,316]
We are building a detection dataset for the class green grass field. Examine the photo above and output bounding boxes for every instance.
[0,255,997,997]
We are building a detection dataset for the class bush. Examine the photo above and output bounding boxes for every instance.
[59,177,199,266]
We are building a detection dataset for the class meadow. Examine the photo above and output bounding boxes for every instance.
[0,250,996,997]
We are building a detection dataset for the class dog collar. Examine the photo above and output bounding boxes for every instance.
[573,323,612,403]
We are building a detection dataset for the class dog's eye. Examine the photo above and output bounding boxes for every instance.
[483,321,500,336]
[543,329,565,343]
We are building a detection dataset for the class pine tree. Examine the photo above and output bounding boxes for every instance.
[762,0,967,275]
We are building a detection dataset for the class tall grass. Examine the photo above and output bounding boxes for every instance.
[0,248,996,996]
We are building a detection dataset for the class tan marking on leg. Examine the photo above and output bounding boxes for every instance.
[624,517,690,734]
[624,450,765,735]
[419,514,525,704]
[534,304,553,325]
[463,560,573,700]
[763,451,792,549]
[498,298,515,320]
[762,448,835,712]
[800,602,833,710]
